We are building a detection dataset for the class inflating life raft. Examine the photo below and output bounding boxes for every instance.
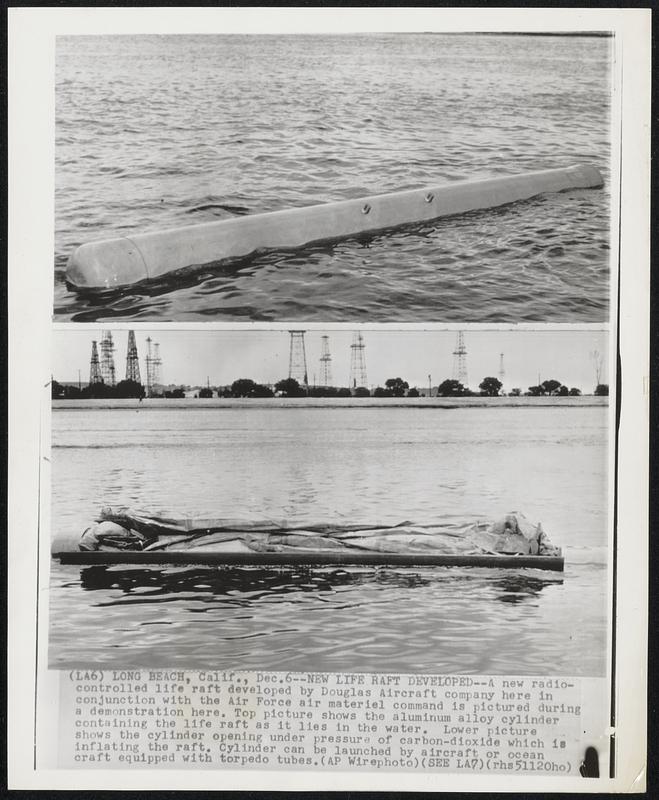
[52,509,564,571]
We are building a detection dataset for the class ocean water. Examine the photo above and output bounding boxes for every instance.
[54,34,612,322]
[49,405,609,674]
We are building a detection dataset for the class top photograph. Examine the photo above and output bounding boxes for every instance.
[54,32,613,322]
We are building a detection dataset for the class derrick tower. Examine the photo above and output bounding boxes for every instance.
[452,331,468,387]
[288,331,308,386]
[590,350,603,387]
[349,331,368,389]
[499,353,505,386]
[319,335,333,387]
[145,337,163,397]
[99,330,116,387]
[153,343,162,387]
[89,340,103,385]
[125,330,141,383]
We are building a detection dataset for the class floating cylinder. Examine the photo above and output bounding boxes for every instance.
[53,549,564,571]
[66,164,603,290]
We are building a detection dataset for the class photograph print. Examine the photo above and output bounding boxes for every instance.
[55,31,613,323]
[7,4,651,791]
[50,327,610,677]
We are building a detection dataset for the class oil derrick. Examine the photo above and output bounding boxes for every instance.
[145,337,154,396]
[89,340,103,385]
[99,331,116,387]
[288,331,308,386]
[590,350,603,387]
[153,343,162,387]
[145,337,162,397]
[498,353,505,391]
[125,330,141,383]
[452,331,468,387]
[319,335,333,387]
[349,331,368,389]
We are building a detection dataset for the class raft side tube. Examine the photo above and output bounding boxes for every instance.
[52,550,565,571]
[66,164,603,289]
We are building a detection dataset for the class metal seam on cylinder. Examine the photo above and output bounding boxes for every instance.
[123,236,151,280]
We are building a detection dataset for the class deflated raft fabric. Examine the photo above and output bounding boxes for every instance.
[76,508,560,558]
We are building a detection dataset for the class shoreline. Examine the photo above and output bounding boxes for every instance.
[52,396,608,410]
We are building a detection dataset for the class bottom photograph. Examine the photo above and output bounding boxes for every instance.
[49,327,610,676]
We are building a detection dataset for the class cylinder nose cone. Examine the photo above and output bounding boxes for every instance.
[66,238,149,289]
[568,163,604,189]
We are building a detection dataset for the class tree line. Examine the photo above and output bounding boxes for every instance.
[52,376,609,400]
[221,377,415,398]
[434,378,608,397]
[51,380,186,400]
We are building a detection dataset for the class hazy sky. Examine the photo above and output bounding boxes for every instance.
[53,327,610,392]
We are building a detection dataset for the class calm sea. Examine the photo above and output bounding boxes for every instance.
[54,34,611,322]
[49,405,609,674]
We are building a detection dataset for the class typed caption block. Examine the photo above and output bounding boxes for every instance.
[59,670,586,773]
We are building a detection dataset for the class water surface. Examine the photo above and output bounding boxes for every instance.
[50,405,609,674]
[55,34,612,321]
